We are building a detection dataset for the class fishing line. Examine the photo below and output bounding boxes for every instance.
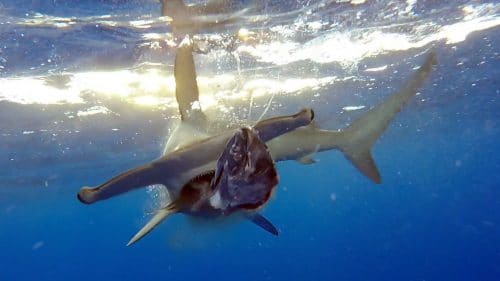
[256,89,277,123]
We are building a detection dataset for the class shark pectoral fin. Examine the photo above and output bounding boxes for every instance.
[127,205,177,246]
[297,155,317,165]
[343,148,381,184]
[247,213,279,236]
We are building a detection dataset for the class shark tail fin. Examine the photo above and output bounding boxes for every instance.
[127,204,177,246]
[340,146,381,184]
[336,52,437,184]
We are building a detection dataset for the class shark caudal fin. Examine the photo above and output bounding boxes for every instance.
[337,52,437,183]
[127,204,177,246]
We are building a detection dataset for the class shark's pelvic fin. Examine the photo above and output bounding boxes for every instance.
[336,52,437,183]
[247,213,279,236]
[127,204,177,246]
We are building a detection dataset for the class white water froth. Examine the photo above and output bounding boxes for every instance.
[365,65,388,72]
[0,70,338,107]
[342,105,365,111]
[76,106,112,117]
[238,3,500,65]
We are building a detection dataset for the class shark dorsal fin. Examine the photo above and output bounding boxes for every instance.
[174,36,207,123]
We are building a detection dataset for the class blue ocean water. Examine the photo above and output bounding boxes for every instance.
[0,1,499,280]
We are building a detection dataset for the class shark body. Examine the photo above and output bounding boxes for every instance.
[78,39,436,204]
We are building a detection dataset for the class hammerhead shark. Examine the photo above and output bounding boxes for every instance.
[77,37,436,243]
[78,106,313,204]
[78,40,436,204]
